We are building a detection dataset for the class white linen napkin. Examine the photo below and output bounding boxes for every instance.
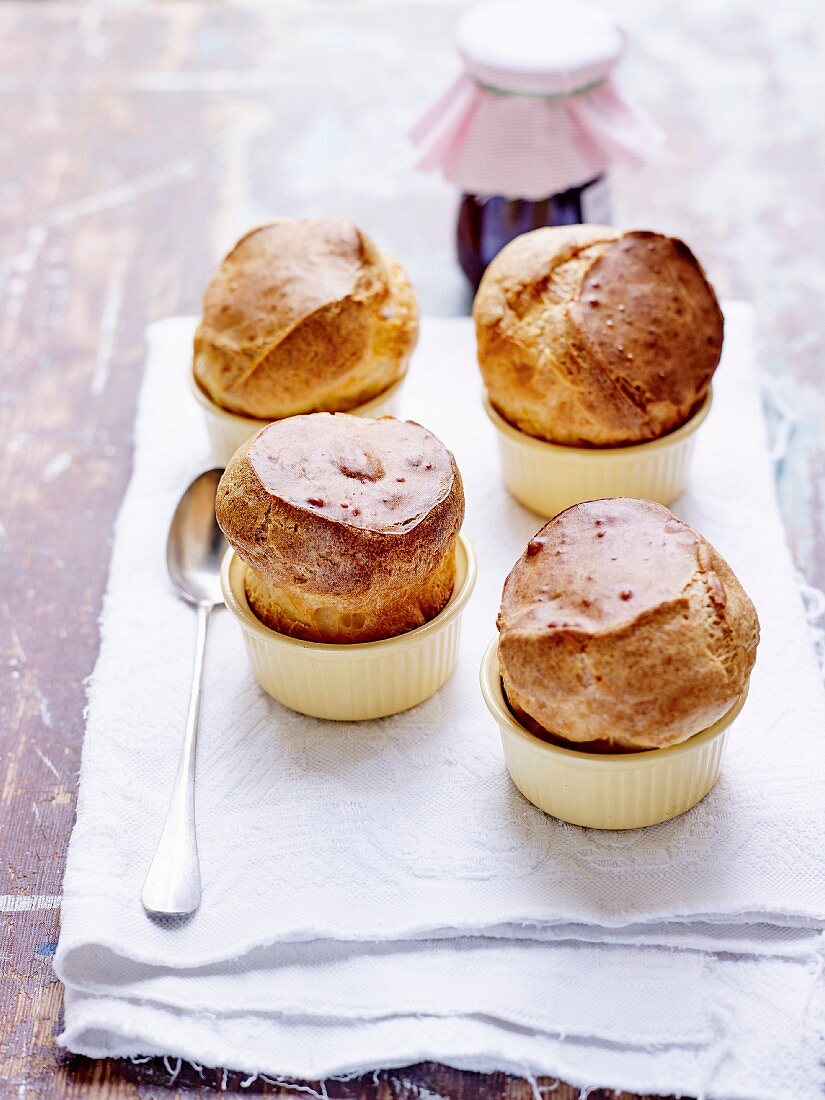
[56,305,825,1100]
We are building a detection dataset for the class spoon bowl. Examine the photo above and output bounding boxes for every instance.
[167,468,227,608]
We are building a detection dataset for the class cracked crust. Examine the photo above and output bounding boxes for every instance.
[497,499,759,750]
[193,218,419,419]
[216,413,464,643]
[474,226,723,447]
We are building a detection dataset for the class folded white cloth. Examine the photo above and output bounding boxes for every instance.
[56,305,825,1099]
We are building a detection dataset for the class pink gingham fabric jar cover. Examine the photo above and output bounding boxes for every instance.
[411,0,661,201]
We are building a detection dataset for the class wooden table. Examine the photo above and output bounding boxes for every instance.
[2,2,822,1096]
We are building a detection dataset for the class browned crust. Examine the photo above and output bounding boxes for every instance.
[216,416,465,643]
[193,218,418,418]
[497,499,759,749]
[474,226,724,447]
[244,539,457,643]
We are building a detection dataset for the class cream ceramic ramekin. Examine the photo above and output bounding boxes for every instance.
[483,389,713,518]
[190,369,407,467]
[480,640,747,830]
[222,534,477,721]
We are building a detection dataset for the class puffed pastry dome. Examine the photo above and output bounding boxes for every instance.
[474,225,723,447]
[194,217,418,419]
[497,498,759,750]
[217,413,464,644]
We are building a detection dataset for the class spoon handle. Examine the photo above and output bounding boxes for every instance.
[142,602,211,917]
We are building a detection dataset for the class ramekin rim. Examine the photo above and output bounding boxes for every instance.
[479,638,747,766]
[221,532,477,654]
[189,363,408,428]
[482,386,713,456]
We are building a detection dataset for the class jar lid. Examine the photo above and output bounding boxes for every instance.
[456,0,625,96]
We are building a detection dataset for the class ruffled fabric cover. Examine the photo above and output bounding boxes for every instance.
[410,73,661,200]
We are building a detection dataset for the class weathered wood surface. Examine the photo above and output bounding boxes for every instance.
[0,1,822,1096]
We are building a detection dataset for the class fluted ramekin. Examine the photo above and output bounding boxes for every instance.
[483,389,712,518]
[480,639,747,830]
[222,534,476,721]
[190,369,407,467]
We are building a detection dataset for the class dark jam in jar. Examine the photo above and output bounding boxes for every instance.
[457,174,610,289]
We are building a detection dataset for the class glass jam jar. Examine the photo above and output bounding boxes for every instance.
[410,0,659,288]
[457,176,611,289]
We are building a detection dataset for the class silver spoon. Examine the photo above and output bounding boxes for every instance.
[142,468,227,919]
